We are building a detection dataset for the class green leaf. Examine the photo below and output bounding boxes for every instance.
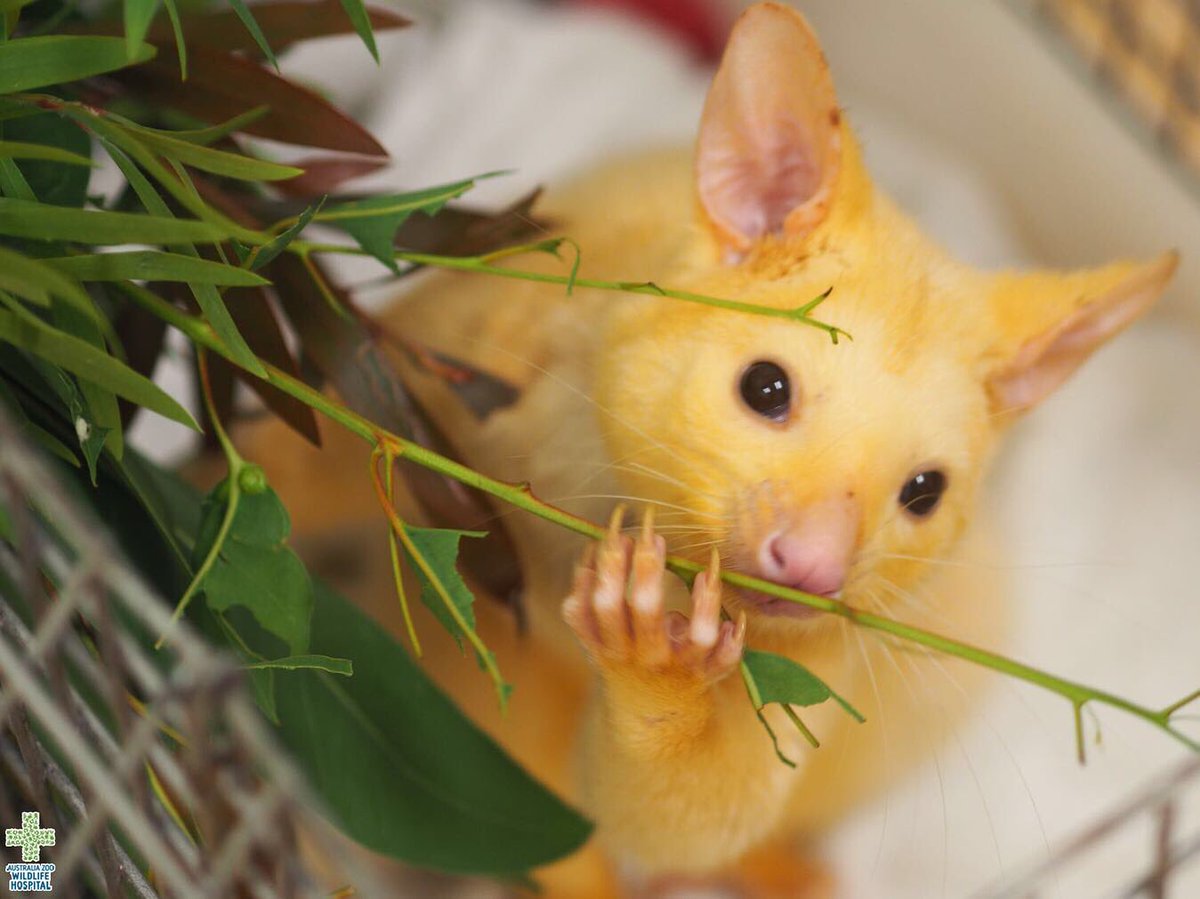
[75,451,591,877]
[0,197,228,244]
[157,106,270,146]
[112,117,302,181]
[0,247,102,323]
[123,0,159,61]
[226,0,277,70]
[160,0,186,78]
[78,422,111,486]
[318,176,488,271]
[100,142,266,377]
[274,580,592,875]
[0,36,155,93]
[0,307,198,429]
[336,0,378,62]
[0,141,95,168]
[251,197,322,271]
[0,501,10,541]
[246,654,352,675]
[42,251,271,286]
[1,112,93,208]
[402,525,484,653]
[742,648,864,721]
[0,378,79,468]
[192,482,313,654]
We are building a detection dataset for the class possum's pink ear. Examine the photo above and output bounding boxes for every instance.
[696,2,841,258]
[985,252,1178,415]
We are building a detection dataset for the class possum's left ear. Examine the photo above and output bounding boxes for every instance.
[695,2,841,258]
[983,251,1178,415]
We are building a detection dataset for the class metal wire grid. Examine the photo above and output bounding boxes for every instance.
[1034,0,1200,183]
[0,404,387,898]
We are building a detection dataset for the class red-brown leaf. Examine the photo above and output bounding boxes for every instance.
[117,48,387,156]
[70,0,410,57]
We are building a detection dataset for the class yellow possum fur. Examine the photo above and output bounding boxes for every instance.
[233,3,1177,896]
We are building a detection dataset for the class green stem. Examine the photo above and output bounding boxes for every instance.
[122,285,1199,758]
[292,241,850,343]
[155,352,245,649]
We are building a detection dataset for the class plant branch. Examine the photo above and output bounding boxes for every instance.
[118,286,1198,760]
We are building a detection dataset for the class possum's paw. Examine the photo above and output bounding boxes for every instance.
[562,507,745,686]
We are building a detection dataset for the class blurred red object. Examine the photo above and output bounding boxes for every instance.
[568,0,732,62]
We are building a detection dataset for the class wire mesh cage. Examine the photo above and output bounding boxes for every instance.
[1031,0,1200,187]
[0,405,387,898]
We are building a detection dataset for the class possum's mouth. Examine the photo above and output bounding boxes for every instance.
[733,584,840,619]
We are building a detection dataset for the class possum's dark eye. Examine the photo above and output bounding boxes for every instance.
[739,361,791,422]
[899,470,947,517]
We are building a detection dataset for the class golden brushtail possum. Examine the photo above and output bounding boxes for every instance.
[238,3,1176,896]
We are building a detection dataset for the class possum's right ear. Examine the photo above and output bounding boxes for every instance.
[695,2,842,259]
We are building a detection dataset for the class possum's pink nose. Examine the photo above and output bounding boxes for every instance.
[756,498,859,598]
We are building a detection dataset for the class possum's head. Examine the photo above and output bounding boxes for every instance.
[594,1,1175,634]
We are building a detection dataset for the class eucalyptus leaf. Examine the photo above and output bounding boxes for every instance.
[0,141,95,168]
[336,0,378,62]
[226,0,277,70]
[274,580,592,875]
[123,0,159,60]
[70,449,592,877]
[42,251,271,286]
[0,197,228,245]
[0,307,197,429]
[0,247,100,325]
[0,113,92,208]
[101,142,266,377]
[191,481,313,655]
[0,36,155,93]
[112,119,302,181]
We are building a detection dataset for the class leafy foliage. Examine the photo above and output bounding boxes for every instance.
[0,0,589,883]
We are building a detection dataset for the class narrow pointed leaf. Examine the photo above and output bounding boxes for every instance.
[160,0,187,77]
[41,251,271,286]
[0,309,197,429]
[0,142,95,167]
[116,124,302,181]
[70,0,409,57]
[157,106,270,146]
[123,0,159,60]
[0,197,228,244]
[336,0,378,61]
[251,198,322,271]
[226,0,278,69]
[1,112,92,208]
[0,36,155,93]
